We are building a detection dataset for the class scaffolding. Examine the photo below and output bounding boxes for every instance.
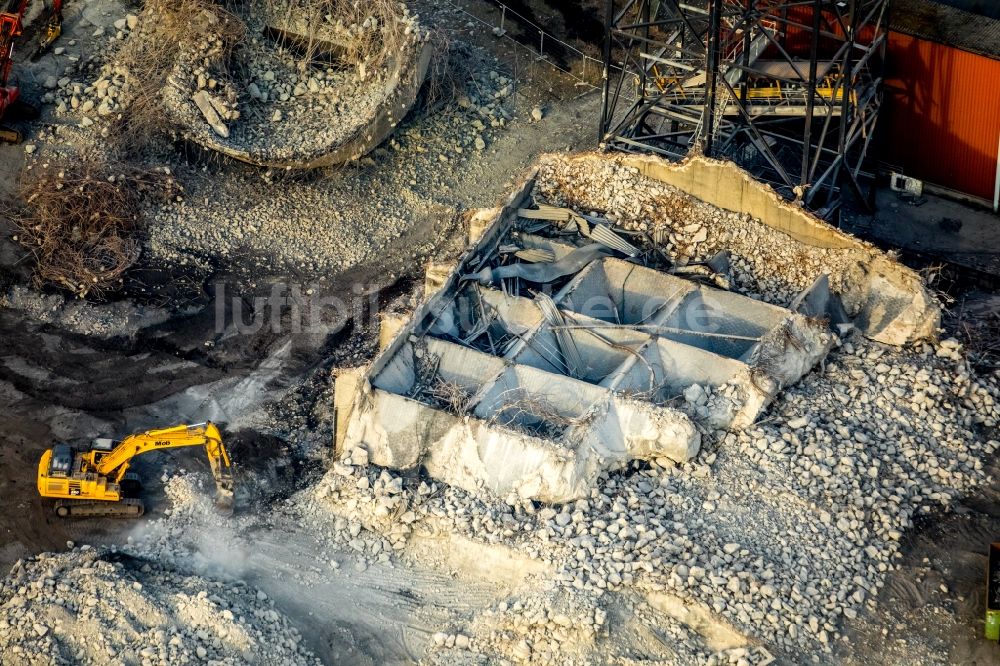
[600,0,889,219]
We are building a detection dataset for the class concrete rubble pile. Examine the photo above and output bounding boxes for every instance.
[0,549,319,666]
[141,54,512,276]
[162,0,431,167]
[334,152,941,505]
[535,153,940,346]
[0,474,320,665]
[46,0,431,168]
[294,152,999,662]
[41,15,139,127]
[308,329,999,663]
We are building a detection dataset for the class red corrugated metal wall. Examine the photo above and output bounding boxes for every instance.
[749,2,1000,200]
[881,33,1000,201]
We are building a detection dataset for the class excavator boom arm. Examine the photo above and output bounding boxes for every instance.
[85,422,235,513]
[91,423,230,480]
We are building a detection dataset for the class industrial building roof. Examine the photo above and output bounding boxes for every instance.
[892,0,1000,59]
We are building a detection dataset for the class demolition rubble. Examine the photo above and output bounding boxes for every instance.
[44,0,431,168]
[311,154,993,664]
[1,1,998,663]
[335,153,940,504]
[5,150,996,665]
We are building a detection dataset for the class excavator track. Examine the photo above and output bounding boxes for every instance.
[53,498,144,518]
[120,471,143,498]
[0,125,21,143]
[0,99,39,143]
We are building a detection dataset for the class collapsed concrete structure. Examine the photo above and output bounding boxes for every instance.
[164,5,432,169]
[333,153,941,504]
[542,152,941,346]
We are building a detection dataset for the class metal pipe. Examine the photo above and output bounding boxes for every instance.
[739,0,751,108]
[801,0,822,190]
[548,324,762,342]
[600,0,615,142]
[703,0,723,155]
[640,0,650,110]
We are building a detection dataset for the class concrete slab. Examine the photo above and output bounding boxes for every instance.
[345,338,702,503]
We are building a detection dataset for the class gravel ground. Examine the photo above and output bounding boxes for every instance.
[4,2,999,665]
[0,531,321,665]
[301,332,999,664]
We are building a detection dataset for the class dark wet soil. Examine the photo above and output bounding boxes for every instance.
[839,458,1000,665]
[0,244,421,572]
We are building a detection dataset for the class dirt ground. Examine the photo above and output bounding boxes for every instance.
[2,1,1000,665]
[838,461,1000,665]
[843,189,1000,278]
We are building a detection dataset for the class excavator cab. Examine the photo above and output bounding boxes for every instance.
[91,438,114,451]
[47,443,72,476]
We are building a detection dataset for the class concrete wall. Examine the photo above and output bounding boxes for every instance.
[627,155,861,250]
[555,153,940,346]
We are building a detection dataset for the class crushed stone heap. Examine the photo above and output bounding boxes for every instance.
[162,0,432,167]
[535,153,939,346]
[0,548,320,666]
[46,0,431,168]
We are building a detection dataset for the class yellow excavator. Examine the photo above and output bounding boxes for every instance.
[2,0,63,142]
[37,422,235,518]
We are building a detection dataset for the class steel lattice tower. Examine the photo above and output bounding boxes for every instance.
[600,0,889,219]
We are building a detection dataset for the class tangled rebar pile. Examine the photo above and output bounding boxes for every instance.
[7,163,183,298]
